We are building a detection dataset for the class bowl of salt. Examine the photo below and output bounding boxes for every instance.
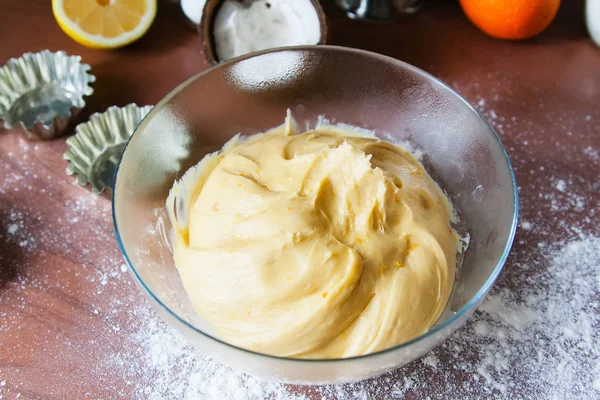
[199,0,328,65]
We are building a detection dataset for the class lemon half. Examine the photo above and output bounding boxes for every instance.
[52,0,157,49]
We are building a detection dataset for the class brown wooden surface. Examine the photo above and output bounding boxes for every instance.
[0,1,599,399]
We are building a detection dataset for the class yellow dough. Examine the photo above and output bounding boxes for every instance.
[168,116,457,359]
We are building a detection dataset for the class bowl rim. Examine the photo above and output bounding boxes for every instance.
[112,45,519,364]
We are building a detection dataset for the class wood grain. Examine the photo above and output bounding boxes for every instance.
[0,0,598,399]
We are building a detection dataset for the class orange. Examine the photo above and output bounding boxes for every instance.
[459,0,561,40]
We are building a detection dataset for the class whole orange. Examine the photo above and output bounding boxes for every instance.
[459,0,561,40]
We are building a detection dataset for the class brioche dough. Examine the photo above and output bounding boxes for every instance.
[169,117,457,358]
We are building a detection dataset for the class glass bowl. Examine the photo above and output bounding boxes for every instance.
[113,46,518,384]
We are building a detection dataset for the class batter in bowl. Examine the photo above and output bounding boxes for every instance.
[167,114,458,358]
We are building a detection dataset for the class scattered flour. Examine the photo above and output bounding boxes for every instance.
[583,146,599,161]
[520,220,533,231]
[421,353,439,369]
[1,93,599,399]
[95,233,598,400]
[109,306,302,400]
[473,320,490,336]
[464,237,600,398]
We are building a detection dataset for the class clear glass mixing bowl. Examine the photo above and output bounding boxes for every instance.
[113,46,518,384]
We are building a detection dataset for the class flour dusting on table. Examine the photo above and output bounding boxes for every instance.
[96,233,599,400]
[110,89,599,398]
[0,99,599,399]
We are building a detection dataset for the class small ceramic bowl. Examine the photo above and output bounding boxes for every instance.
[113,46,517,384]
[199,0,329,65]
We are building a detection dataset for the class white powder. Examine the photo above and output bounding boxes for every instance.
[102,87,594,398]
[473,320,490,335]
[469,237,599,397]
[1,95,599,399]
[520,220,533,231]
[107,306,302,400]
[421,353,439,369]
[86,233,597,400]
[213,0,321,61]
[583,146,599,160]
[6,224,18,235]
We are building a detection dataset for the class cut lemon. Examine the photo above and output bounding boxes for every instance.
[52,0,157,49]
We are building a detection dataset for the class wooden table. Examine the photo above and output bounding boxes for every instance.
[1,1,598,399]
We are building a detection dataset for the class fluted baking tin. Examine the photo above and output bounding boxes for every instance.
[63,104,153,193]
[0,50,95,140]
